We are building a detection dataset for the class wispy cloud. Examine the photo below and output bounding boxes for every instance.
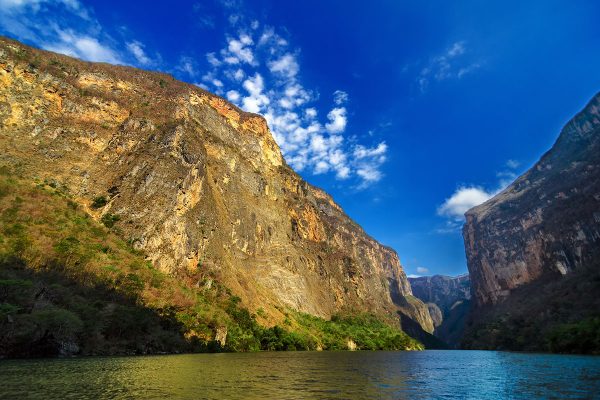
[333,90,348,105]
[506,159,520,169]
[177,56,198,77]
[126,40,152,65]
[0,0,157,67]
[418,41,481,92]
[416,266,429,274]
[199,20,387,188]
[43,28,123,64]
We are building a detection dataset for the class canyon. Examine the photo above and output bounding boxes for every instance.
[408,274,471,347]
[2,35,598,355]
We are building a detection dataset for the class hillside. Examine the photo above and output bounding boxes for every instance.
[0,36,433,355]
[0,170,423,357]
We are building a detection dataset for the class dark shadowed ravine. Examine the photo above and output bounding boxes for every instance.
[1,351,599,399]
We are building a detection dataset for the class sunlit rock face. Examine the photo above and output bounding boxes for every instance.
[0,37,432,330]
[463,92,600,307]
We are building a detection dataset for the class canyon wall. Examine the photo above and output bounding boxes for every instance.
[0,37,432,331]
[461,92,600,352]
[463,92,600,307]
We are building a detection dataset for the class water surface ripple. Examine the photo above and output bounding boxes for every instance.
[1,350,599,399]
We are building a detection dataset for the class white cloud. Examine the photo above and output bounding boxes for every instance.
[0,0,156,67]
[268,53,299,78]
[496,171,517,188]
[0,0,89,19]
[206,52,221,67]
[356,165,382,183]
[305,108,317,119]
[222,33,255,65]
[178,56,197,77]
[447,41,465,57]
[354,142,387,160]
[218,0,240,9]
[199,25,388,188]
[506,159,520,169]
[352,142,388,186]
[457,63,481,78]
[226,90,241,102]
[333,90,348,105]
[232,68,245,81]
[436,158,523,231]
[0,0,43,10]
[45,29,122,64]
[325,107,347,134]
[437,186,494,221]
[416,266,429,274]
[126,40,151,65]
[418,41,481,92]
[241,73,270,113]
[228,14,240,26]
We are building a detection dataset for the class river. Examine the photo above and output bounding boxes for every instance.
[1,350,599,399]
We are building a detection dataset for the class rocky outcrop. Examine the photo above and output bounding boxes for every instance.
[409,274,471,346]
[463,92,600,307]
[0,37,432,332]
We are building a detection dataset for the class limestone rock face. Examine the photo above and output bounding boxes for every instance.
[0,37,431,329]
[463,92,600,306]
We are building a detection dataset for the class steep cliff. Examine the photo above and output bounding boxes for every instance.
[0,37,432,333]
[464,92,600,306]
[462,92,600,352]
[409,274,471,346]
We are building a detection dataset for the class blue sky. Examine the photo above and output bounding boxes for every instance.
[2,0,600,277]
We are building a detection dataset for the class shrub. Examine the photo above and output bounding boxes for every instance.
[91,196,108,209]
[101,213,120,228]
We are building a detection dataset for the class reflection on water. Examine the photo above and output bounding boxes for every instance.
[1,350,599,399]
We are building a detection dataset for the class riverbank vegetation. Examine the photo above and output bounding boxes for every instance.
[462,262,600,355]
[0,170,421,357]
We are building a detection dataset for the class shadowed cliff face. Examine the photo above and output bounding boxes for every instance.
[409,274,470,315]
[0,37,432,331]
[463,92,600,307]
[408,274,471,346]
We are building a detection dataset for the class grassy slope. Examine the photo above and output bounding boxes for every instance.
[0,169,422,357]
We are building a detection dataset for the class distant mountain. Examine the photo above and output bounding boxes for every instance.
[462,92,600,354]
[408,274,471,347]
